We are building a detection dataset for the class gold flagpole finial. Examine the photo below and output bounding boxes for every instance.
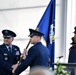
[36,28,39,31]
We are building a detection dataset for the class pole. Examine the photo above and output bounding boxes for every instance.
[12,40,31,75]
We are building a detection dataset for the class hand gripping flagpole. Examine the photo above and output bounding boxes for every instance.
[12,28,38,75]
[18,40,31,64]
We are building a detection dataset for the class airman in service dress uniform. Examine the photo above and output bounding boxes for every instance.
[0,29,21,75]
[13,28,50,75]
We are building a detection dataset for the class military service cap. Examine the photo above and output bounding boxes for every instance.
[70,37,76,44]
[2,29,16,38]
[73,26,76,34]
[29,28,44,37]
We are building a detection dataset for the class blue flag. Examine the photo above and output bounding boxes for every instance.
[37,0,55,68]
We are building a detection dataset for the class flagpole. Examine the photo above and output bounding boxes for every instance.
[12,28,39,75]
[18,40,31,64]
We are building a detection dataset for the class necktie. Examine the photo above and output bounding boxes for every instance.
[8,47,13,63]
[9,47,12,54]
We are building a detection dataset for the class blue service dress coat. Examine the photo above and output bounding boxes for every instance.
[15,42,50,75]
[68,45,76,63]
[0,43,21,75]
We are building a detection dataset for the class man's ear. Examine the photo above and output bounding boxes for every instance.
[12,37,14,41]
[37,36,41,41]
